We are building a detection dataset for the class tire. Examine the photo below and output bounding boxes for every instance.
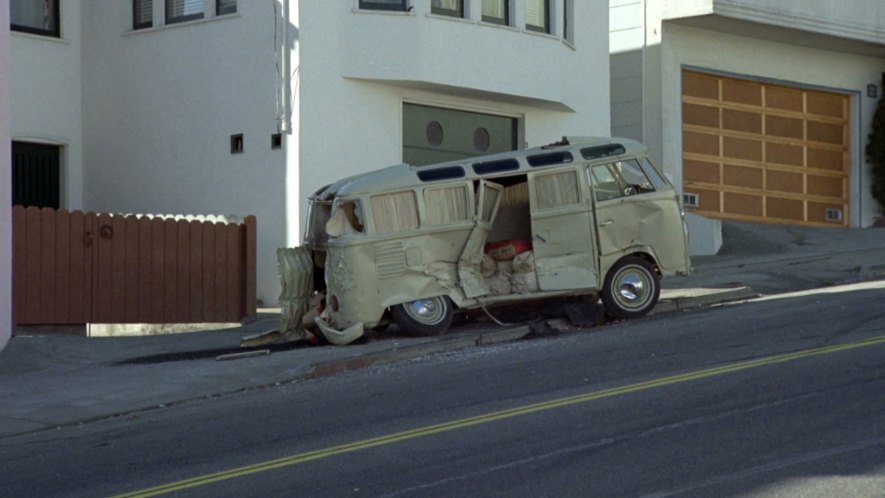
[601,256,660,319]
[391,296,454,336]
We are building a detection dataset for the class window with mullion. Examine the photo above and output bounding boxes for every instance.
[525,0,549,33]
[133,0,153,29]
[359,0,408,11]
[481,0,508,25]
[431,0,463,18]
[10,0,60,37]
[165,0,204,24]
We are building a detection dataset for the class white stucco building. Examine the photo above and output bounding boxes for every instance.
[1,0,12,350]
[610,0,885,254]
[9,0,610,306]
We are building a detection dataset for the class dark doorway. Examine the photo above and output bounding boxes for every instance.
[12,141,60,208]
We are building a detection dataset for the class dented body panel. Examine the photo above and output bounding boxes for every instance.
[279,137,691,343]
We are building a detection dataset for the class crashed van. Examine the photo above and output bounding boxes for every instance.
[278,137,690,345]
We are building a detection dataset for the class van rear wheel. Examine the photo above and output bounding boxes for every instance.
[391,296,454,336]
[602,257,660,319]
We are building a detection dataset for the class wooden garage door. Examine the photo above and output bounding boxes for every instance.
[682,71,850,226]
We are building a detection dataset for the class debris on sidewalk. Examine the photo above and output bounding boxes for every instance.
[216,349,271,361]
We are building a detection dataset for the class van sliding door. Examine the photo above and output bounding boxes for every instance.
[458,180,504,298]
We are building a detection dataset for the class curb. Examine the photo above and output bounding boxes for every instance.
[652,287,758,315]
[304,325,532,379]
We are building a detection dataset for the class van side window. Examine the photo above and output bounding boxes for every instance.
[590,164,622,201]
[591,160,656,201]
[371,191,419,234]
[617,159,655,194]
[534,170,581,210]
[639,157,669,190]
[424,185,470,226]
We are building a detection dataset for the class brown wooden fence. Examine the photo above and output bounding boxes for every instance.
[12,206,257,326]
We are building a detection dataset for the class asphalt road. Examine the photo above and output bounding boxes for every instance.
[2,285,884,497]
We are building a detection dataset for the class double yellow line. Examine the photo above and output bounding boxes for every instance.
[115,335,885,497]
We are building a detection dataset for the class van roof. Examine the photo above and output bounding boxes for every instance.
[314,136,647,199]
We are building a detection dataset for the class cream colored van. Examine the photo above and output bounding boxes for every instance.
[279,137,690,344]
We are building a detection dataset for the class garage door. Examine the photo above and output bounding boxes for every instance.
[682,70,850,226]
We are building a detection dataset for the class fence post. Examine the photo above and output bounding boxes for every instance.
[244,215,257,318]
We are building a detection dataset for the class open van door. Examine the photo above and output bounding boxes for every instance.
[529,168,599,290]
[458,180,504,298]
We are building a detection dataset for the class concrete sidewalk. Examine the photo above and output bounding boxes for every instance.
[1,221,883,440]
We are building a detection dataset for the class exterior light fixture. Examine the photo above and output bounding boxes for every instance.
[869,84,879,99]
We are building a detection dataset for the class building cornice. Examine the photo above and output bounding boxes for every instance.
[714,1,885,45]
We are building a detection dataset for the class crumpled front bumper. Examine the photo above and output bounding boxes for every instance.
[314,309,364,345]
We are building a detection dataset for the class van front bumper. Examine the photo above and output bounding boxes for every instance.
[314,309,364,345]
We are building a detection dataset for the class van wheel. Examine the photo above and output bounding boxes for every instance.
[391,296,454,336]
[602,257,660,319]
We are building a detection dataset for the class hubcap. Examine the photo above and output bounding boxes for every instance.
[614,266,652,310]
[405,298,445,324]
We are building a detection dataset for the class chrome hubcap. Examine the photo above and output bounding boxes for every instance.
[406,298,445,324]
[618,274,645,302]
[614,266,652,310]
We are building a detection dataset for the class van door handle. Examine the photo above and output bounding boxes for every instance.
[599,220,614,227]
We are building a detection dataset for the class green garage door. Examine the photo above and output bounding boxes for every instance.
[403,104,518,166]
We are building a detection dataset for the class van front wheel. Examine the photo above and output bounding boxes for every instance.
[392,296,454,336]
[602,257,660,319]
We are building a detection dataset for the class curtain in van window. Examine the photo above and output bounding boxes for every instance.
[424,186,470,226]
[501,182,529,206]
[371,192,420,234]
[535,171,581,210]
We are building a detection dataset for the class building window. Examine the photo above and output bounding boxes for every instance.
[166,0,204,24]
[525,0,549,33]
[431,0,463,17]
[12,142,61,209]
[10,0,60,37]
[359,0,408,11]
[482,0,508,25]
[230,134,244,154]
[133,0,153,29]
[217,0,237,15]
